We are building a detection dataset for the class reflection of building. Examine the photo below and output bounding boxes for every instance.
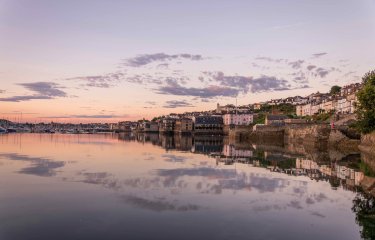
[296,158,319,170]
[295,158,365,186]
[223,144,253,157]
[192,136,223,154]
[174,134,193,151]
[159,134,175,150]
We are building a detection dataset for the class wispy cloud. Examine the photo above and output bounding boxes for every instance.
[0,82,67,102]
[312,52,327,58]
[42,114,128,119]
[306,65,316,71]
[67,73,125,88]
[314,67,331,78]
[255,56,288,63]
[288,60,304,69]
[163,100,194,108]
[203,72,294,94]
[156,80,239,98]
[123,53,204,67]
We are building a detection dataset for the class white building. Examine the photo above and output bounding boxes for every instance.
[223,114,253,125]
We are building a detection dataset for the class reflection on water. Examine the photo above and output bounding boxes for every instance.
[0,133,374,240]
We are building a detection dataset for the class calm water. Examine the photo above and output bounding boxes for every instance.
[0,133,373,240]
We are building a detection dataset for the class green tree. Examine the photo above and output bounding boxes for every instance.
[330,85,342,95]
[356,70,375,134]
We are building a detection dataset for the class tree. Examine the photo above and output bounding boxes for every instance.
[330,85,342,95]
[356,70,375,134]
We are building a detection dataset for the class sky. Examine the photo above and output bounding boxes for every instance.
[1,0,375,123]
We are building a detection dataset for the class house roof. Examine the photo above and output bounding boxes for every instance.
[195,116,223,124]
[266,115,288,121]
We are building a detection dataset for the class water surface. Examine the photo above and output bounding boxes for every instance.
[0,133,373,240]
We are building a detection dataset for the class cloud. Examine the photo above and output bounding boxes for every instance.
[42,114,128,119]
[249,75,292,92]
[68,73,125,88]
[18,82,67,97]
[204,72,293,93]
[145,101,157,105]
[288,60,304,69]
[315,67,331,78]
[312,52,327,58]
[0,82,67,102]
[163,100,194,108]
[123,53,203,67]
[255,56,288,63]
[307,65,316,71]
[0,95,54,102]
[156,80,239,98]
[0,90,5,93]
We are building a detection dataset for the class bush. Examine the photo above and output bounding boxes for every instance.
[356,70,375,134]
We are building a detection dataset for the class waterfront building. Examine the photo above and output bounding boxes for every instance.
[159,118,176,133]
[144,122,159,133]
[223,113,253,126]
[193,115,223,135]
[174,118,193,134]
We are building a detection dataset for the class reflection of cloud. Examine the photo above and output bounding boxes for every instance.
[156,167,237,179]
[162,154,189,162]
[311,211,326,218]
[287,200,303,209]
[0,153,65,177]
[77,171,122,190]
[119,195,200,212]
[252,204,285,212]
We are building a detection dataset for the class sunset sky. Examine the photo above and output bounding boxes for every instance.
[1,0,375,123]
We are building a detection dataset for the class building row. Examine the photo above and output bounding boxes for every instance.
[296,91,358,116]
[111,113,255,135]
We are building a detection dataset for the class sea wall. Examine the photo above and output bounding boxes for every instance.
[359,131,375,171]
[284,124,331,149]
[245,125,284,146]
[328,130,360,153]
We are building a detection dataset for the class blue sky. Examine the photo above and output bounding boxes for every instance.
[1,0,375,122]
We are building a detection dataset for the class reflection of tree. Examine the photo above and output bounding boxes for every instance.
[352,193,375,239]
[329,177,340,189]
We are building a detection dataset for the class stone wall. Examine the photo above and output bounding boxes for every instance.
[284,124,331,149]
[328,130,360,153]
[360,131,375,172]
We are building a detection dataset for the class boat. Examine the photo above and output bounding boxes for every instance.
[0,127,7,134]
